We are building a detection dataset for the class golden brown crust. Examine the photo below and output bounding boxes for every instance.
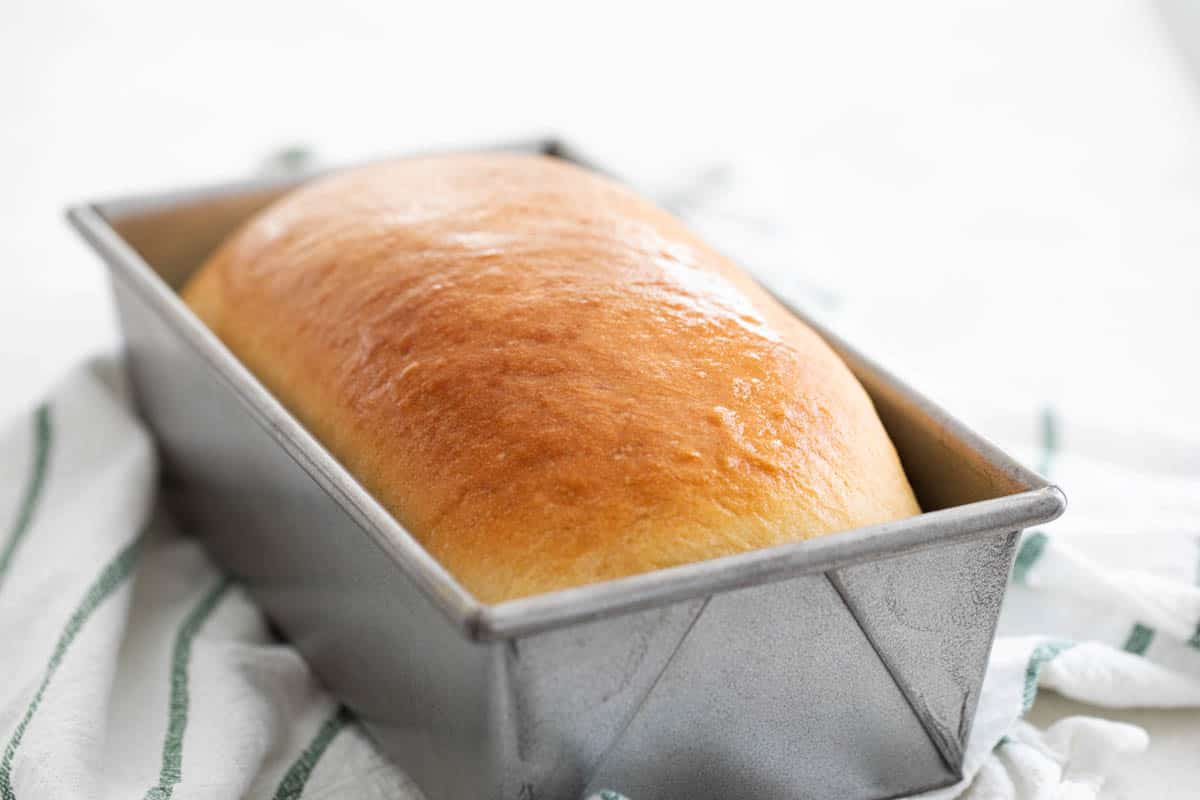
[183,154,920,602]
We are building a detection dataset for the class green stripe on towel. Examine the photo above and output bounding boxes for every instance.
[1023,639,1074,712]
[1122,623,1155,656]
[1012,531,1049,585]
[144,577,233,800]
[272,705,353,800]
[0,405,52,592]
[1037,406,1059,477]
[1188,621,1200,651]
[0,529,145,800]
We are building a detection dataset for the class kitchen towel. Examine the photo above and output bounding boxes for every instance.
[1,359,1197,800]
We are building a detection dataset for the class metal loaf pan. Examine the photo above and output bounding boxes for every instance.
[68,139,1065,800]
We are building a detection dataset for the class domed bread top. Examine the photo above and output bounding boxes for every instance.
[183,153,921,603]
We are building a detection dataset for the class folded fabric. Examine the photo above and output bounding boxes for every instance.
[0,362,420,800]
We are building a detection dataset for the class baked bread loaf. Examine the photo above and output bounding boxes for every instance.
[183,154,920,603]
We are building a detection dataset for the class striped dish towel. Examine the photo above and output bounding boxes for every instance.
[0,361,420,800]
[2,361,1199,800]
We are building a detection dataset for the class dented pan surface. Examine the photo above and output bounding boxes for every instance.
[68,139,1065,800]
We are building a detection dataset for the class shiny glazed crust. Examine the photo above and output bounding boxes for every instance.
[182,154,920,602]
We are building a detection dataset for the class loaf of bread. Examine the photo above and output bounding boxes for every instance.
[183,154,920,603]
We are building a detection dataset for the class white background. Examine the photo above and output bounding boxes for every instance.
[5,0,1200,430]
[3,0,1199,795]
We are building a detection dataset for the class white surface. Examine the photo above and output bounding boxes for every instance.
[1029,694,1200,799]
[3,0,1200,796]
[3,0,1200,428]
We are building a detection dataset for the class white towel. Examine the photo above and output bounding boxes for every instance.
[1,357,1197,800]
[0,362,420,800]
